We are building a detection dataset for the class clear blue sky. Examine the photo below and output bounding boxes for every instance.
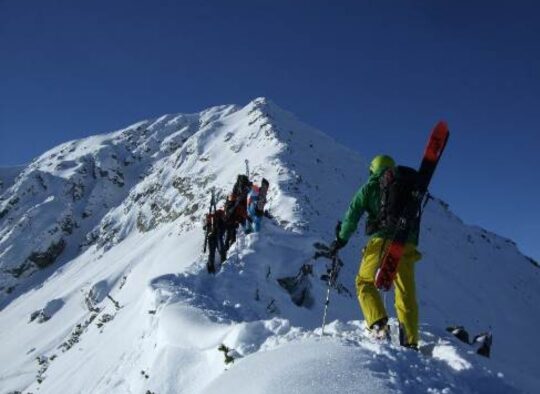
[1,0,539,261]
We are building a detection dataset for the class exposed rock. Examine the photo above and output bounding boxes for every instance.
[29,299,65,323]
[28,239,66,269]
[60,215,77,235]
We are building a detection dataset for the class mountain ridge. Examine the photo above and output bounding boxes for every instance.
[1,98,538,393]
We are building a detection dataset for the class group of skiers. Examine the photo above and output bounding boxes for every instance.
[203,173,269,274]
[200,126,491,356]
[201,153,424,348]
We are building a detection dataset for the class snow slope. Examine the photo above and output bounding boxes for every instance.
[1,98,538,393]
[0,165,24,193]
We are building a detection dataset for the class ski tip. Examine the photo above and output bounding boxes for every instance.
[434,120,449,132]
[423,121,450,162]
[430,121,450,145]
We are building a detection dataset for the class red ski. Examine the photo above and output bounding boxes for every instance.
[375,121,450,291]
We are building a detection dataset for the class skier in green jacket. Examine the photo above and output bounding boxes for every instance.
[330,155,422,348]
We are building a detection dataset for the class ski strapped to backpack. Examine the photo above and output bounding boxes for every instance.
[374,121,450,291]
[203,188,217,254]
[225,174,252,220]
[255,178,269,216]
[204,188,226,274]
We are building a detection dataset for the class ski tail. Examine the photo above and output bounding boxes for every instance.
[375,241,405,291]
[255,178,269,216]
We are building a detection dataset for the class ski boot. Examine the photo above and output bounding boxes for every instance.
[367,318,391,342]
[399,323,418,350]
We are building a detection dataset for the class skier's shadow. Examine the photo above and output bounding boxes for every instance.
[149,271,248,322]
[418,342,436,357]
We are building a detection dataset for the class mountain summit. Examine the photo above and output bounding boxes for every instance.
[1,99,538,393]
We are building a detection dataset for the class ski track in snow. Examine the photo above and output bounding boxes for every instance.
[0,98,538,393]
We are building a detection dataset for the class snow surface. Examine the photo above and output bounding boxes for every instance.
[1,98,539,393]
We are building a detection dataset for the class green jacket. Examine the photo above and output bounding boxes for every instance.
[338,169,419,245]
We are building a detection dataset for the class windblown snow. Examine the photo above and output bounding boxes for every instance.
[0,98,538,394]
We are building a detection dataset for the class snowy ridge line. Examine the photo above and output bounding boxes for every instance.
[144,228,516,394]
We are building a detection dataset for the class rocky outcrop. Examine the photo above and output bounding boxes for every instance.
[28,239,66,269]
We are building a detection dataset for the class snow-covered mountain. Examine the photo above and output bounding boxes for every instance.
[0,165,24,194]
[1,98,538,394]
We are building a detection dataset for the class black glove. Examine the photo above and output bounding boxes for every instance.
[329,236,347,257]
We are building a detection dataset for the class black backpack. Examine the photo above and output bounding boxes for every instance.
[233,175,252,198]
[368,166,422,241]
[225,175,252,221]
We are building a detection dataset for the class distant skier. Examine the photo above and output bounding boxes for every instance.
[204,192,247,274]
[329,155,422,349]
[245,184,262,234]
[244,179,269,234]
[203,208,227,274]
[223,193,244,249]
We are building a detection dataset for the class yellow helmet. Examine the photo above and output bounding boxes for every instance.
[369,155,395,174]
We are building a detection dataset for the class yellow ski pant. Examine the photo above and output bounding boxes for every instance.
[355,237,422,345]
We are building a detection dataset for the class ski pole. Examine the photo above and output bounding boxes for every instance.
[322,222,344,336]
[210,187,216,213]
[203,228,208,253]
[321,252,339,336]
[245,159,250,179]
[321,280,332,336]
[203,188,216,253]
